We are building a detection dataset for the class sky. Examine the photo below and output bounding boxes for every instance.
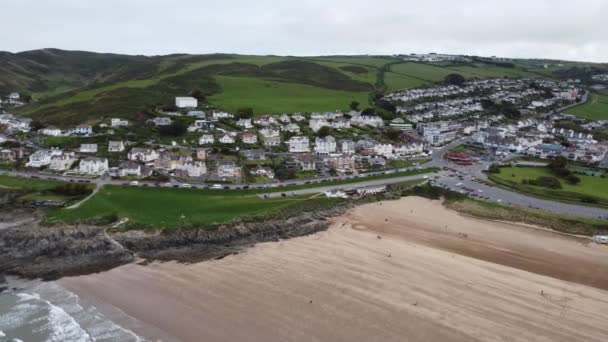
[1,0,607,62]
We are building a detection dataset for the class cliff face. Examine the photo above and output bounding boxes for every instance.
[0,205,350,280]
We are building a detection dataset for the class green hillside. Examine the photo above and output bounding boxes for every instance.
[566,92,608,120]
[0,49,599,127]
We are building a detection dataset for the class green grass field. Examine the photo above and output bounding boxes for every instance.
[490,166,608,206]
[45,186,335,228]
[208,76,370,114]
[384,72,429,92]
[566,92,608,120]
[0,174,65,191]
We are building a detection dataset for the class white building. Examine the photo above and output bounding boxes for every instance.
[49,153,77,172]
[217,161,240,178]
[128,148,159,162]
[340,140,356,155]
[79,144,98,153]
[176,161,207,178]
[118,161,144,178]
[79,157,109,175]
[26,150,62,168]
[40,127,62,136]
[373,144,394,158]
[110,118,129,127]
[219,134,235,144]
[263,135,281,147]
[283,123,300,133]
[309,118,329,132]
[241,132,258,144]
[70,125,93,135]
[314,136,337,155]
[288,136,310,153]
[175,97,198,108]
[393,142,425,157]
[236,118,253,129]
[199,134,215,145]
[108,141,125,152]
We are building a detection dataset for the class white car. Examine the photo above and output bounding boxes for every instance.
[211,184,222,189]
[129,181,139,186]
[180,183,191,188]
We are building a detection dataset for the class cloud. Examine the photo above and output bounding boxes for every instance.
[1,0,606,62]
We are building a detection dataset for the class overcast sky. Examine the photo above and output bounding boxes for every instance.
[2,0,607,62]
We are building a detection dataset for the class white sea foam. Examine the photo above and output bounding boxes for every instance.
[0,329,6,337]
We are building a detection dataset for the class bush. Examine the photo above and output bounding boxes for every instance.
[528,176,562,189]
[564,174,581,185]
[581,196,598,204]
[49,184,92,197]
[488,164,501,174]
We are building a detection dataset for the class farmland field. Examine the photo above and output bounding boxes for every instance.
[566,92,608,120]
[208,76,370,114]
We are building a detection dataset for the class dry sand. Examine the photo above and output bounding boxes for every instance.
[62,197,608,342]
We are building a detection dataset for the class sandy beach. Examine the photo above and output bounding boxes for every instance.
[62,197,608,342]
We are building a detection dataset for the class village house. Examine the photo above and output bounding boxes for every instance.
[325,154,356,174]
[79,157,109,175]
[154,152,193,171]
[175,161,207,178]
[236,118,253,129]
[128,148,159,162]
[340,140,356,155]
[0,149,15,162]
[26,149,62,168]
[279,114,291,123]
[40,126,62,136]
[187,120,215,132]
[241,149,266,161]
[175,96,198,108]
[241,132,258,144]
[393,142,425,157]
[283,123,301,133]
[219,134,236,144]
[288,155,317,171]
[195,148,209,160]
[288,136,310,153]
[79,144,98,153]
[373,143,394,158]
[260,127,280,138]
[309,118,329,132]
[216,161,240,178]
[356,185,387,197]
[291,114,306,122]
[117,161,152,178]
[212,111,234,120]
[251,165,275,179]
[254,116,277,127]
[148,117,173,126]
[198,134,215,145]
[110,118,129,127]
[263,135,281,147]
[70,125,93,135]
[108,141,125,152]
[314,136,337,155]
[187,111,206,118]
[351,114,384,127]
[331,118,351,130]
[49,153,77,172]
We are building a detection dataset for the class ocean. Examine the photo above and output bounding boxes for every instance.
[0,278,144,342]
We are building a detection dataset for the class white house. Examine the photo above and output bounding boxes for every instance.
[175,161,207,178]
[283,123,300,133]
[26,150,62,168]
[175,96,198,108]
[263,135,281,147]
[288,136,310,153]
[118,161,144,178]
[70,125,93,135]
[314,136,337,155]
[393,142,425,157]
[49,153,77,171]
[79,144,98,153]
[110,118,129,127]
[260,127,280,138]
[373,144,394,158]
[199,134,215,145]
[219,134,235,144]
[340,140,356,155]
[241,132,258,144]
[251,166,275,179]
[309,118,329,132]
[108,141,125,152]
[149,117,173,126]
[128,148,159,162]
[236,118,253,129]
[217,161,240,178]
[212,111,234,120]
[79,157,109,175]
[279,114,291,123]
[40,127,62,136]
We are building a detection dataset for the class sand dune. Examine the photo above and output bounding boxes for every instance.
[63,197,608,342]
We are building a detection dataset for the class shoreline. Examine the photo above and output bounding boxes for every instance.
[60,197,608,341]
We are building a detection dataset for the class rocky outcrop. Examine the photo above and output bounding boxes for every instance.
[0,205,351,280]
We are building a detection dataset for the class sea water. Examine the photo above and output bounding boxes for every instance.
[0,278,144,342]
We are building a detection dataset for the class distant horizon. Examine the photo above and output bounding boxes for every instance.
[3,1,607,64]
[3,47,606,65]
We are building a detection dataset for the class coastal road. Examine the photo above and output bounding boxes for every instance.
[259,173,433,198]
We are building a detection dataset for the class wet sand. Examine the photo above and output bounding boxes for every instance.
[62,197,608,342]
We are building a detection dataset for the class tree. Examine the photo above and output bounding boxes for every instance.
[361,107,375,116]
[30,119,44,131]
[444,73,465,86]
[376,99,396,113]
[349,101,360,111]
[488,164,501,174]
[385,129,400,141]
[189,89,206,102]
[237,107,254,119]
[159,120,187,136]
[329,168,338,176]
[317,126,332,138]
